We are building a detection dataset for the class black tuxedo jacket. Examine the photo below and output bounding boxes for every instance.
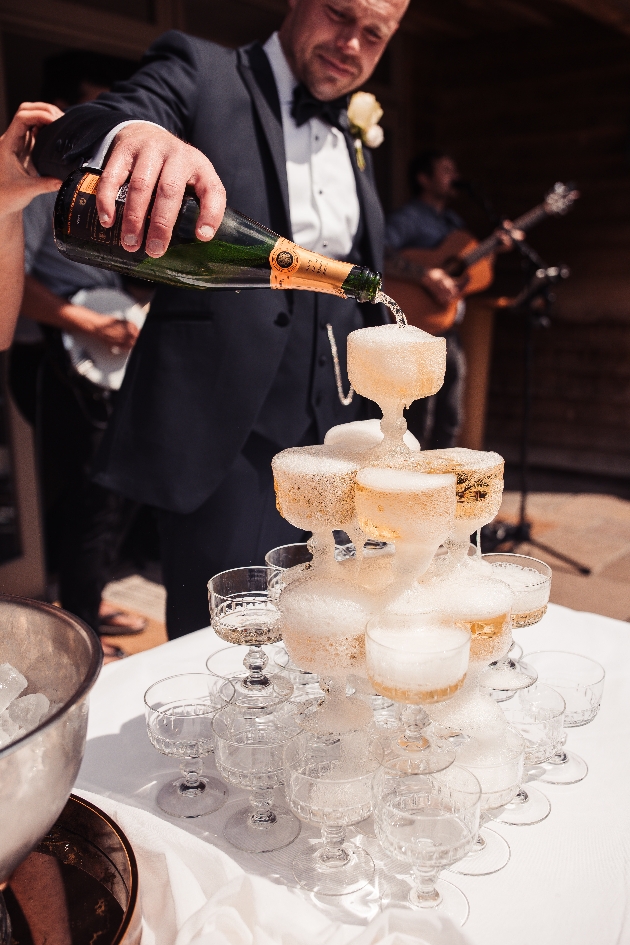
[34,31,387,513]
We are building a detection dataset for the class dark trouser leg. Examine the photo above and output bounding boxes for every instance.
[157,432,309,640]
[40,358,136,632]
[58,482,135,632]
[405,330,466,450]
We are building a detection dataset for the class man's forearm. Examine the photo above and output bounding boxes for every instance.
[21,275,97,332]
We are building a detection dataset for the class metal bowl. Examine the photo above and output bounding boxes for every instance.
[0,596,102,883]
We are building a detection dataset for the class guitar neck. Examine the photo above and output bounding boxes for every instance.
[463,203,549,268]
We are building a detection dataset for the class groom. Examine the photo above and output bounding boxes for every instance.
[34,0,410,637]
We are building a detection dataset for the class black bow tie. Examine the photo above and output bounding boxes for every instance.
[291,83,349,131]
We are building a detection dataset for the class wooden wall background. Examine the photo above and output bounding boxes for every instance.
[0,0,629,479]
[409,9,630,478]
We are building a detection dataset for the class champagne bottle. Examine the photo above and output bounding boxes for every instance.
[53,167,382,303]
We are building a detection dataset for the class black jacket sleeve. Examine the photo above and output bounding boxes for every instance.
[33,30,202,179]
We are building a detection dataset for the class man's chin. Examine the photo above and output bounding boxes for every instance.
[308,74,355,101]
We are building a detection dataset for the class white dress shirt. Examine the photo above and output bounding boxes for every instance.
[89,34,361,259]
[263,32,360,259]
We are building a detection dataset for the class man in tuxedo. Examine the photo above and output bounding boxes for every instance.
[34,0,409,638]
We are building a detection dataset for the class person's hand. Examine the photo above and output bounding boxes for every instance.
[495,219,525,253]
[70,306,139,352]
[0,102,63,219]
[96,124,226,258]
[421,268,461,307]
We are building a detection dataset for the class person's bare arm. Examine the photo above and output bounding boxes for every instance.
[21,276,139,351]
[0,102,63,349]
[97,124,226,258]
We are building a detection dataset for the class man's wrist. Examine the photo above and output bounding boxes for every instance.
[85,120,165,170]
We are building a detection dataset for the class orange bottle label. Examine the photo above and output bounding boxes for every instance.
[269,238,353,297]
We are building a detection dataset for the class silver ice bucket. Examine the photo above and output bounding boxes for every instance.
[0,596,102,883]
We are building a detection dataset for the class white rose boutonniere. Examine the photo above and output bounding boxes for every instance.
[347,91,384,171]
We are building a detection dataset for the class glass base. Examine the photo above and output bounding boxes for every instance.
[498,786,551,826]
[229,672,293,710]
[411,879,469,925]
[293,841,374,895]
[538,750,588,785]
[157,775,227,818]
[478,658,538,692]
[448,827,510,876]
[223,804,300,853]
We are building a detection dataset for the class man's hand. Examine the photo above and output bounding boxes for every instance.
[76,309,140,351]
[421,268,461,307]
[0,102,63,219]
[495,219,525,254]
[96,124,226,258]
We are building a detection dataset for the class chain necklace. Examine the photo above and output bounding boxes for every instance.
[326,323,354,406]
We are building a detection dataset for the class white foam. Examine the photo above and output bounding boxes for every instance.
[324,419,421,453]
[366,622,469,695]
[489,563,550,613]
[356,467,454,493]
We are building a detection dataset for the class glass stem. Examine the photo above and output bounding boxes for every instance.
[548,749,569,765]
[399,704,431,749]
[243,645,270,690]
[318,825,350,867]
[179,757,204,793]
[249,788,277,827]
[410,867,441,906]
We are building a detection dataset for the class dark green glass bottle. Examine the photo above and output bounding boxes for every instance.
[53,167,382,303]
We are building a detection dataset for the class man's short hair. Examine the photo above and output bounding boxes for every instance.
[408,149,452,195]
[42,50,137,107]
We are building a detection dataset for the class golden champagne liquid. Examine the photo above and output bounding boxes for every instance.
[368,673,467,705]
[283,629,366,673]
[213,609,283,646]
[511,604,547,629]
[455,611,511,662]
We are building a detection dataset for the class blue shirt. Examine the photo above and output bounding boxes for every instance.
[385,198,464,252]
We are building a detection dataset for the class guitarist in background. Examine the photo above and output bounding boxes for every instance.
[385,149,515,448]
[9,51,146,659]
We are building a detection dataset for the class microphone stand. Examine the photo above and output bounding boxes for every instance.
[482,241,591,575]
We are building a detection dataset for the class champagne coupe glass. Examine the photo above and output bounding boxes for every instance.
[523,651,605,784]
[373,760,481,925]
[213,701,301,852]
[354,467,456,591]
[450,729,524,875]
[365,613,470,772]
[208,567,292,708]
[284,728,380,895]
[144,672,234,818]
[477,554,551,693]
[497,683,565,825]
[265,542,319,692]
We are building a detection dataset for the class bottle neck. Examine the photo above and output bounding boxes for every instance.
[341,266,382,303]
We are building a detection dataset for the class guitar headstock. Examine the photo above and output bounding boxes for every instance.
[544,182,579,216]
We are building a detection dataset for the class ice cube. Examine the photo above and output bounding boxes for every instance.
[0,708,24,746]
[0,663,27,713]
[8,693,50,732]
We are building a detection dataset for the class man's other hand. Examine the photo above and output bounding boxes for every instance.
[421,268,460,307]
[0,102,63,219]
[78,308,140,351]
[96,124,226,258]
[495,219,525,253]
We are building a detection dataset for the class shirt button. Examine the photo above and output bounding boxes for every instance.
[318,354,327,366]
[274,312,290,327]
[315,393,323,406]
[320,318,327,330]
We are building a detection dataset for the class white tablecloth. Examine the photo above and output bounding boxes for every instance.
[76,603,630,945]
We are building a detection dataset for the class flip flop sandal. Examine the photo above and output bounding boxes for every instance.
[99,610,147,636]
[101,641,126,661]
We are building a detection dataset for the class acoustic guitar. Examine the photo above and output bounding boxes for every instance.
[384,182,579,335]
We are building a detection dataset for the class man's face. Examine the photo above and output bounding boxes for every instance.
[419,157,460,201]
[280,0,408,101]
